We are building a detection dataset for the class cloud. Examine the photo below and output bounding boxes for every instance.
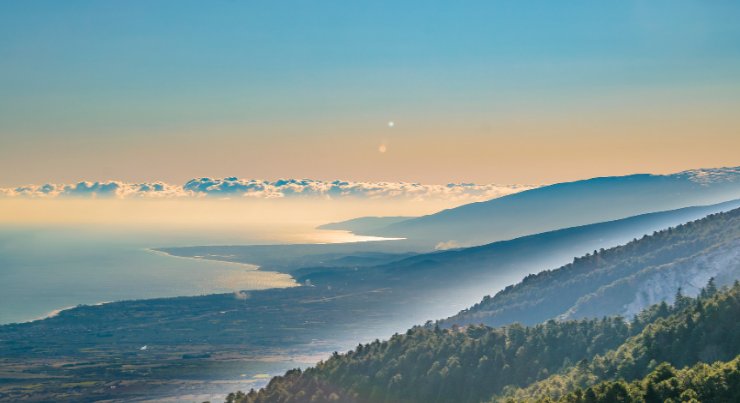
[234,291,251,300]
[1,181,189,199]
[679,167,740,185]
[3,168,737,201]
[435,240,462,250]
[0,178,537,202]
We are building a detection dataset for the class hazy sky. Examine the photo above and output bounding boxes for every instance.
[1,1,739,186]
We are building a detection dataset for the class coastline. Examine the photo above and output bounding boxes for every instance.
[33,301,112,323]
[3,231,406,327]
[3,249,299,327]
[147,247,265,271]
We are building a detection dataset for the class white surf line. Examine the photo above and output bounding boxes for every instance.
[147,248,301,288]
[146,248,263,271]
[29,301,112,323]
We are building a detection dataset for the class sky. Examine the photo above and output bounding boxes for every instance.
[1,1,740,187]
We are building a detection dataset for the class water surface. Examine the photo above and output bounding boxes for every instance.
[0,226,300,324]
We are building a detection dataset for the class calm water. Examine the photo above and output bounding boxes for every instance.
[0,226,303,324]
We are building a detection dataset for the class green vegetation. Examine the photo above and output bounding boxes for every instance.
[228,281,740,403]
[501,279,739,401]
[527,357,740,403]
[231,317,631,403]
[2,207,737,400]
[447,208,740,327]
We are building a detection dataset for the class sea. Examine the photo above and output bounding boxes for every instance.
[0,224,366,324]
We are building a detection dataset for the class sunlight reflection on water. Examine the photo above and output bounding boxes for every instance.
[0,224,401,324]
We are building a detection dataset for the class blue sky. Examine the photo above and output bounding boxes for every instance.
[1,1,739,185]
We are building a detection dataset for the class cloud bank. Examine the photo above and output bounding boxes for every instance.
[0,178,536,202]
[3,168,737,202]
[678,167,740,185]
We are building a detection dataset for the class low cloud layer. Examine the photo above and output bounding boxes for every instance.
[0,178,536,202]
[4,168,737,202]
[679,167,740,185]
[1,181,185,199]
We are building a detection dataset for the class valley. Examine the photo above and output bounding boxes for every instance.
[2,201,739,401]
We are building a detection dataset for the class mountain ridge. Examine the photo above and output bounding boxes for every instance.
[443,206,740,328]
[228,273,740,403]
[373,167,740,247]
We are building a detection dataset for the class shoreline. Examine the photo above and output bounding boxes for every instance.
[4,250,299,327]
[147,247,265,271]
[4,233,403,327]
[29,300,112,324]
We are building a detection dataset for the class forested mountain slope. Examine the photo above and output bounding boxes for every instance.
[500,281,740,401]
[225,208,740,403]
[444,207,740,328]
[5,205,738,401]
[227,281,740,403]
[516,357,740,403]
[229,318,635,403]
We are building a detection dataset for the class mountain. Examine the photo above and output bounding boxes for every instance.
[160,200,740,328]
[372,167,740,247]
[227,279,740,403]
[528,357,740,403]
[444,205,740,328]
[502,281,740,402]
[221,205,740,402]
[4,205,739,402]
[6,207,737,401]
[354,200,740,314]
[316,216,413,235]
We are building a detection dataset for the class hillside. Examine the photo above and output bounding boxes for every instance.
[5,205,737,401]
[501,281,740,401]
[164,200,740,321]
[223,206,740,403]
[227,280,740,403]
[509,356,740,403]
[444,206,740,328]
[373,167,740,246]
